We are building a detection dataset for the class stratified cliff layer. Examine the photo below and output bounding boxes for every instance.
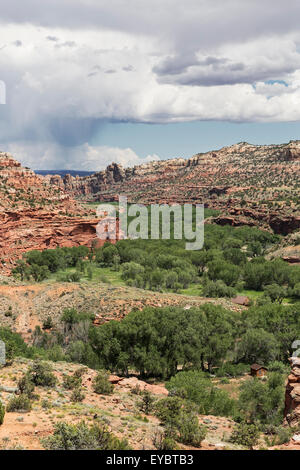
[44,141,300,234]
[0,152,101,271]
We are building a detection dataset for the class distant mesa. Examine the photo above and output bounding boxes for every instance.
[35,169,95,177]
[0,139,299,272]
[40,140,300,236]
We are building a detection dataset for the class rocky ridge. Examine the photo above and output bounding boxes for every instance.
[45,141,300,234]
[0,152,105,271]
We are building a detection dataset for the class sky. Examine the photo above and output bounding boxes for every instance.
[1,1,300,169]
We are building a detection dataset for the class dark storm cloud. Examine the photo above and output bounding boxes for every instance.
[49,117,101,147]
[1,0,300,169]
[0,0,299,46]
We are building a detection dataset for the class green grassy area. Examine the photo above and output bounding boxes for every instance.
[238,289,294,305]
[238,289,264,299]
[47,264,125,286]
[46,264,294,303]
[179,284,203,296]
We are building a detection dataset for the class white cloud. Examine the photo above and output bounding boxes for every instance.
[4,141,160,171]
[1,1,300,167]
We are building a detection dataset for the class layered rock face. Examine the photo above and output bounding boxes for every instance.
[45,141,300,234]
[284,357,300,428]
[0,152,111,271]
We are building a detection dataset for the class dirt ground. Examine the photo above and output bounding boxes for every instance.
[0,280,243,341]
[0,359,241,451]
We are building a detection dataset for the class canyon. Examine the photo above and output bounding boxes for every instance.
[44,141,300,234]
[0,152,108,272]
[1,140,300,270]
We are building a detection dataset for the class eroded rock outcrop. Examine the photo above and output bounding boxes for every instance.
[0,152,119,271]
[44,141,300,235]
[284,357,300,428]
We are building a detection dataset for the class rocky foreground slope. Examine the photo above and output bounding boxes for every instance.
[45,141,300,234]
[0,280,243,341]
[0,359,238,450]
[0,152,102,271]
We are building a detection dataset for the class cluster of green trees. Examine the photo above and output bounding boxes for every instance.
[20,301,298,398]
[89,304,238,377]
[12,246,90,281]
[95,225,284,294]
[0,327,37,361]
[1,299,296,447]
[3,299,299,379]
[12,223,300,302]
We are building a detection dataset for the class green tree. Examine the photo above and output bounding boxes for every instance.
[28,360,57,387]
[238,373,285,425]
[230,422,260,449]
[263,284,286,303]
[166,370,235,417]
[237,328,278,364]
[92,371,114,395]
[41,421,130,450]
[138,390,156,415]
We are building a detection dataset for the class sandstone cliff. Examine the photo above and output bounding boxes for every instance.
[44,141,300,234]
[0,152,105,271]
[284,357,300,428]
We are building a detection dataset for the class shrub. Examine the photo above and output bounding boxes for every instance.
[28,360,57,387]
[41,399,52,410]
[6,394,32,412]
[0,401,5,425]
[202,280,236,298]
[238,373,285,425]
[268,361,289,375]
[41,421,130,450]
[166,371,235,417]
[155,397,183,426]
[152,429,177,450]
[230,422,260,449]
[62,374,82,390]
[155,397,206,448]
[121,262,145,281]
[92,371,113,395]
[177,411,207,447]
[0,327,32,360]
[17,373,35,398]
[71,387,85,403]
[42,316,54,330]
[138,391,156,415]
[263,284,286,304]
[275,426,293,445]
[74,367,88,378]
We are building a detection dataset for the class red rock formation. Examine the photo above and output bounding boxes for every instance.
[43,141,300,234]
[0,152,121,271]
[284,357,300,428]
